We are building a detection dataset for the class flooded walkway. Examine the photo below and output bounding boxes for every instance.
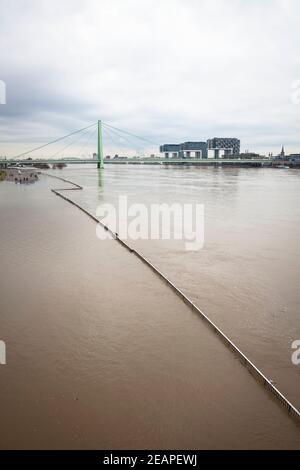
[0,177,299,449]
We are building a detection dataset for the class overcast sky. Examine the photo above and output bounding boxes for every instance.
[0,0,300,157]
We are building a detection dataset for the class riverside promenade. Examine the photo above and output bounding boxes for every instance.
[0,176,299,449]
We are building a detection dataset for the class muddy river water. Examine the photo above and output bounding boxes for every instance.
[0,166,299,449]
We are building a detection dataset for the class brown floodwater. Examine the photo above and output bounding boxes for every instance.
[63,165,300,408]
[0,168,299,449]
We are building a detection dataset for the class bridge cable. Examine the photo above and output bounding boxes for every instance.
[14,122,97,160]
[48,125,98,159]
[102,125,143,154]
[102,122,158,147]
[76,126,98,158]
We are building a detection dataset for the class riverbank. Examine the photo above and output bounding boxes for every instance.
[0,176,299,449]
[1,167,39,183]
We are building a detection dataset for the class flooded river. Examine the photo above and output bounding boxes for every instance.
[60,165,300,406]
[0,166,299,449]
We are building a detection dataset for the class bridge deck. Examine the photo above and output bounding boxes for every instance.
[0,158,272,166]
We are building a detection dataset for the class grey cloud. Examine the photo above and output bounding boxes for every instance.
[0,0,300,157]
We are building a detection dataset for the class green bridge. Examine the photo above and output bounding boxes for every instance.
[0,120,273,168]
[0,157,272,167]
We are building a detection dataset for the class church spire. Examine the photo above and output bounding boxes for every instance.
[280,146,285,158]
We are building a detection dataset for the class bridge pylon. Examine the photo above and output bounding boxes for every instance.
[97,120,104,169]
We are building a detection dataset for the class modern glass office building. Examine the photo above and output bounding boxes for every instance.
[207,138,240,158]
[160,138,240,159]
[159,142,208,159]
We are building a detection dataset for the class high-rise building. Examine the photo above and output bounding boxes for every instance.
[160,142,208,159]
[207,138,240,158]
[160,138,241,159]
